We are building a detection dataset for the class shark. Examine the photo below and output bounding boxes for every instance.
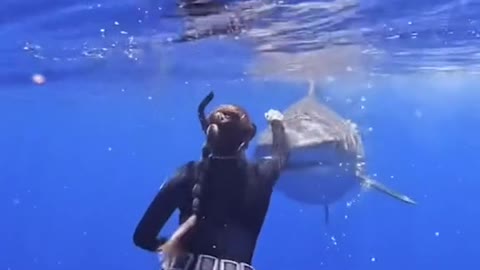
[253,80,417,223]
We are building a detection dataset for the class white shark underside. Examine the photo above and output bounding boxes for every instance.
[254,81,416,222]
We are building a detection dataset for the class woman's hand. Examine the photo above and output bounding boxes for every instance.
[264,109,284,122]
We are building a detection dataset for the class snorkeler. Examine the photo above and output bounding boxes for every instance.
[133,91,289,270]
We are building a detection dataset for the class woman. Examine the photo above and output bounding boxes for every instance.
[133,92,289,270]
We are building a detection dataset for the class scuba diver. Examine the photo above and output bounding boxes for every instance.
[133,91,289,270]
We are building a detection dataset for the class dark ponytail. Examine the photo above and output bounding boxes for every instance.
[160,148,210,269]
[159,93,214,268]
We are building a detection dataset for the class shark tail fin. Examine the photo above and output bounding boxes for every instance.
[324,204,330,224]
[359,175,417,205]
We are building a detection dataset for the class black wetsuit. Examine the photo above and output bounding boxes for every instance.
[133,120,288,268]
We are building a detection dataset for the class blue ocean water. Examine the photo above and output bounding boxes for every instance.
[1,0,479,269]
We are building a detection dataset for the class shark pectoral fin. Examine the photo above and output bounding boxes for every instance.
[324,205,329,225]
[359,175,417,205]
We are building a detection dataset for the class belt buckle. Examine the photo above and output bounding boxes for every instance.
[219,259,239,270]
[195,254,219,270]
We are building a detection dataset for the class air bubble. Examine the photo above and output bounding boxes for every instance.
[32,74,46,85]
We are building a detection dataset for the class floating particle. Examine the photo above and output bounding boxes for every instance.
[367,127,373,132]
[107,147,112,151]
[435,232,440,237]
[346,66,353,72]
[147,96,152,100]
[330,236,337,246]
[120,31,128,35]
[32,74,46,85]
[100,28,105,33]
[114,21,119,26]
[344,215,349,220]
[121,88,125,92]
[360,96,366,102]
[371,257,376,262]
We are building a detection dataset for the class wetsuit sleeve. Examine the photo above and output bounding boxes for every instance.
[133,162,193,252]
[257,119,289,186]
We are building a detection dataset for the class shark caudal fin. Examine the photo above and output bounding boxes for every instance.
[359,175,417,205]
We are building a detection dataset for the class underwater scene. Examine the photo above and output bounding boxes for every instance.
[1,0,479,270]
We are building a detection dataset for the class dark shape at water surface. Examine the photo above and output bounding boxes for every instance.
[254,80,416,223]
[171,0,265,42]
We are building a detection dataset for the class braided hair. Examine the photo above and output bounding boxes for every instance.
[159,93,256,267]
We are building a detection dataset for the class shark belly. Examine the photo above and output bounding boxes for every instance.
[275,163,360,205]
[255,143,361,205]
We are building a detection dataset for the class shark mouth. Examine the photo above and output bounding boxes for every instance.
[254,142,357,169]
